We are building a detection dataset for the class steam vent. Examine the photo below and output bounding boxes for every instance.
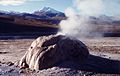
[19,35,89,70]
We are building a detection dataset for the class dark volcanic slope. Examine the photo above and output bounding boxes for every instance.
[0,21,58,36]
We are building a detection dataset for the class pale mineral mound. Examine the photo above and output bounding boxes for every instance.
[19,35,89,70]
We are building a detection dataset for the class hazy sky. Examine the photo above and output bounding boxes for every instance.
[0,0,120,16]
[0,0,72,13]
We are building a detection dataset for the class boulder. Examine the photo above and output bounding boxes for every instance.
[19,35,89,70]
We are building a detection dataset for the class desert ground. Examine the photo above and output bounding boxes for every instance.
[0,37,120,76]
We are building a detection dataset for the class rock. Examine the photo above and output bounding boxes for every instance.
[19,35,89,70]
[14,61,19,67]
[7,69,14,73]
[19,69,24,73]
[6,62,14,66]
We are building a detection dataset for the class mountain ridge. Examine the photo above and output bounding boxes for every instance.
[33,7,65,18]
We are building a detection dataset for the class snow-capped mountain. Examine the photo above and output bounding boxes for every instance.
[40,7,61,14]
[1,7,120,25]
[0,7,65,19]
[34,7,65,18]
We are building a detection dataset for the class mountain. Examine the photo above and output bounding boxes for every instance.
[39,7,61,14]
[0,7,66,20]
[1,7,120,26]
[0,10,59,36]
[34,7,65,18]
[0,8,120,37]
[0,7,64,29]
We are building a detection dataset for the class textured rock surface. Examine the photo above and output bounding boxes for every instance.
[19,35,89,70]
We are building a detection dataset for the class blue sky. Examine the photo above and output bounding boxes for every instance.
[0,0,120,16]
[0,0,72,13]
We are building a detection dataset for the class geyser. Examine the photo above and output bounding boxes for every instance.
[59,0,104,38]
[19,35,89,70]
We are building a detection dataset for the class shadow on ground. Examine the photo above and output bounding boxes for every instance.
[58,54,120,74]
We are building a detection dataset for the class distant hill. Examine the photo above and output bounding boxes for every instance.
[0,7,120,37]
[0,21,58,37]
[0,7,64,36]
[0,7,66,20]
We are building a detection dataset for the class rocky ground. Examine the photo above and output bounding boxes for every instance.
[0,37,120,76]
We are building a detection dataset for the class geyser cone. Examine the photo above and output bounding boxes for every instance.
[19,35,89,70]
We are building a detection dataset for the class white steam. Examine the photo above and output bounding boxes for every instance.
[75,0,104,16]
[59,0,104,37]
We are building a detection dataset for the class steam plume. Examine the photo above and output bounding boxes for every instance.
[59,0,104,38]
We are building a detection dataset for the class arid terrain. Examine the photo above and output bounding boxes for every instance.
[0,1,120,75]
[0,37,119,76]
